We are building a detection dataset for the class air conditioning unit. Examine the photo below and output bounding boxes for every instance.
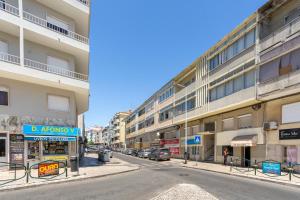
[263,121,278,131]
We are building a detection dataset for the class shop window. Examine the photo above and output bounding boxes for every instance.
[0,87,8,106]
[223,118,235,131]
[43,141,68,155]
[238,114,252,129]
[48,95,70,112]
[28,141,39,159]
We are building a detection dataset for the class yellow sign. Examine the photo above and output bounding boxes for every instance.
[38,162,59,177]
[43,155,68,161]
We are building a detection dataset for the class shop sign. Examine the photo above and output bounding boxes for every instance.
[38,162,59,177]
[24,136,76,142]
[279,128,300,140]
[262,161,281,175]
[160,139,179,148]
[23,125,79,137]
[9,134,24,167]
[43,155,68,161]
[169,147,180,155]
[194,136,201,144]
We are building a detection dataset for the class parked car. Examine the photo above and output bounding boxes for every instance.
[126,148,134,155]
[138,149,151,158]
[86,145,99,153]
[148,148,171,161]
[131,149,139,157]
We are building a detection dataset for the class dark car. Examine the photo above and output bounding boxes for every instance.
[126,148,134,155]
[131,149,139,157]
[148,148,171,161]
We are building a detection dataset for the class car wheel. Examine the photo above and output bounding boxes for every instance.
[155,157,159,162]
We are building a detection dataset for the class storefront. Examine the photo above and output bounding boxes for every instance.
[180,136,203,160]
[160,139,180,156]
[23,125,79,166]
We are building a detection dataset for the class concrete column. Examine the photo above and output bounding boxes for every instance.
[19,0,24,66]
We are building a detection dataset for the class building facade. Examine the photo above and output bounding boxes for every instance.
[125,0,300,165]
[85,126,103,145]
[0,0,90,166]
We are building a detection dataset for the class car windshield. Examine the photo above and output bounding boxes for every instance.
[161,149,169,153]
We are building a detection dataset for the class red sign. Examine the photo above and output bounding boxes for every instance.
[169,147,180,155]
[38,162,59,177]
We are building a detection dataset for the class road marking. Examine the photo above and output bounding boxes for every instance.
[150,184,219,200]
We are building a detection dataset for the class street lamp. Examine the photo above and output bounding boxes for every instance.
[176,83,188,164]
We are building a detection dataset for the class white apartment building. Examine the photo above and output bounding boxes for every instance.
[0,0,90,166]
[85,126,103,144]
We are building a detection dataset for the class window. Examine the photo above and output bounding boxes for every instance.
[43,141,68,155]
[238,114,252,129]
[233,75,244,92]
[223,118,235,131]
[204,122,215,132]
[245,29,256,48]
[282,102,300,123]
[47,56,69,71]
[225,80,234,96]
[48,95,70,112]
[209,28,256,71]
[138,121,145,130]
[138,108,145,117]
[0,87,8,106]
[245,70,255,88]
[145,116,154,127]
[210,87,217,101]
[159,87,174,103]
[216,84,225,99]
[46,16,69,35]
[159,105,173,122]
[0,40,8,54]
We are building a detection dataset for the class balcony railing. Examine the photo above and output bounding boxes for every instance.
[258,70,300,97]
[23,11,89,44]
[0,1,19,16]
[175,81,196,101]
[24,58,88,82]
[76,0,89,6]
[260,16,300,52]
[0,52,20,65]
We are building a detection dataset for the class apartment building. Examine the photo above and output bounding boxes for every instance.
[85,126,103,144]
[257,0,300,164]
[0,0,90,166]
[107,112,130,148]
[125,0,300,165]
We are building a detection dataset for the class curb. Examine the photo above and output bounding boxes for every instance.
[0,167,140,192]
[181,165,300,188]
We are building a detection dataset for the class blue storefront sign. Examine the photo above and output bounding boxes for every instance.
[23,125,80,137]
[194,136,201,144]
[24,136,76,142]
[187,136,202,145]
[262,161,281,175]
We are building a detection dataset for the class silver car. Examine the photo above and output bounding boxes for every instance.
[138,149,151,158]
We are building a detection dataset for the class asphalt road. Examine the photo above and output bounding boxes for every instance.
[0,153,299,200]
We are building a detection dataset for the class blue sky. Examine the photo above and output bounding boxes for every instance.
[86,0,267,127]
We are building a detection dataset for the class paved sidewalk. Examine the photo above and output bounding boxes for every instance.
[0,153,139,191]
[170,158,300,187]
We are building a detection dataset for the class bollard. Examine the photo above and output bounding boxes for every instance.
[14,163,17,180]
[254,160,257,176]
[288,162,292,182]
[65,160,68,178]
[26,162,29,183]
[230,158,233,172]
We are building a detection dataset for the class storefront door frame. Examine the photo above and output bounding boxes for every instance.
[0,132,9,163]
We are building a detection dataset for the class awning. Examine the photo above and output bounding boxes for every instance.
[24,136,76,142]
[231,134,257,147]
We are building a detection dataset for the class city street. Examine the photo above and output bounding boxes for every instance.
[0,153,299,200]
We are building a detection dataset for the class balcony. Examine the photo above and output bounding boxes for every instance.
[76,0,89,6]
[260,16,300,53]
[0,52,20,65]
[24,59,88,82]
[23,11,89,45]
[0,1,19,16]
[175,81,196,101]
[257,70,300,100]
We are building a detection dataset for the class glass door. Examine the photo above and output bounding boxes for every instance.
[0,133,7,163]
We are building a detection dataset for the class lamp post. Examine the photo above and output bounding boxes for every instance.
[176,83,188,164]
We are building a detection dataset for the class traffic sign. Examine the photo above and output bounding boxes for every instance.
[194,135,201,144]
